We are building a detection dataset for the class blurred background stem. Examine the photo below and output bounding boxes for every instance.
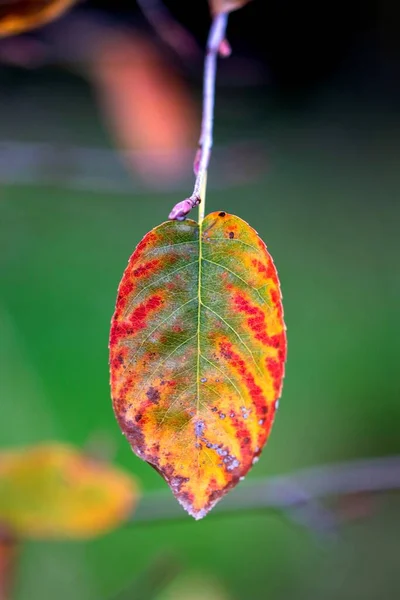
[131,456,400,531]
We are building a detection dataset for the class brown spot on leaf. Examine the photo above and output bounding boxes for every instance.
[122,420,145,452]
[146,387,160,403]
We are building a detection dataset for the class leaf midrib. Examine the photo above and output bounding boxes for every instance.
[196,221,203,422]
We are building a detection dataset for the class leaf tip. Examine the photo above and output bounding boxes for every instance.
[174,487,225,521]
[177,497,209,521]
[192,510,208,521]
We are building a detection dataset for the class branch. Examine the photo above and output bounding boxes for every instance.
[168,12,229,221]
[0,139,267,192]
[136,0,200,61]
[131,456,400,531]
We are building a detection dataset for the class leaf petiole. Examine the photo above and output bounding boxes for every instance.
[198,170,207,224]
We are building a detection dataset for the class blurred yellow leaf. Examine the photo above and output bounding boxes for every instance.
[0,0,77,38]
[209,0,251,15]
[0,443,138,539]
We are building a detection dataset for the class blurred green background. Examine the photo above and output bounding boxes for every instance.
[1,2,400,598]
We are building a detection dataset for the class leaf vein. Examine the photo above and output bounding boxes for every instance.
[123,260,198,316]
[202,258,266,305]
[122,297,197,371]
[200,354,247,408]
[205,237,259,253]
[202,303,263,378]
[134,334,197,395]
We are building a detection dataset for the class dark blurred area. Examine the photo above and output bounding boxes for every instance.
[0,1,399,600]
[94,0,400,96]
[2,1,400,92]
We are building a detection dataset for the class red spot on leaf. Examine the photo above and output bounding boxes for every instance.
[266,357,284,392]
[233,293,286,354]
[119,281,134,298]
[251,258,278,283]
[133,259,160,278]
[270,288,284,322]
[232,415,253,455]
[129,295,163,331]
[269,332,287,362]
[219,340,266,419]
[134,233,157,261]
[110,347,129,380]
[109,321,134,347]
[233,294,271,345]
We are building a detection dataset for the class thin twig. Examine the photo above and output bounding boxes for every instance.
[131,456,400,530]
[136,0,200,60]
[168,12,229,221]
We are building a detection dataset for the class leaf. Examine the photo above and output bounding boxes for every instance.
[209,0,251,16]
[0,0,77,38]
[0,443,138,539]
[110,212,286,519]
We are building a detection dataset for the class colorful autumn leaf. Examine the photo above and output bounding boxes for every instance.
[0,443,138,539]
[110,212,286,519]
[0,0,77,38]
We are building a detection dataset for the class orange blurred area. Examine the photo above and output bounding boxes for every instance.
[0,5,199,188]
[0,0,77,37]
[89,30,197,187]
